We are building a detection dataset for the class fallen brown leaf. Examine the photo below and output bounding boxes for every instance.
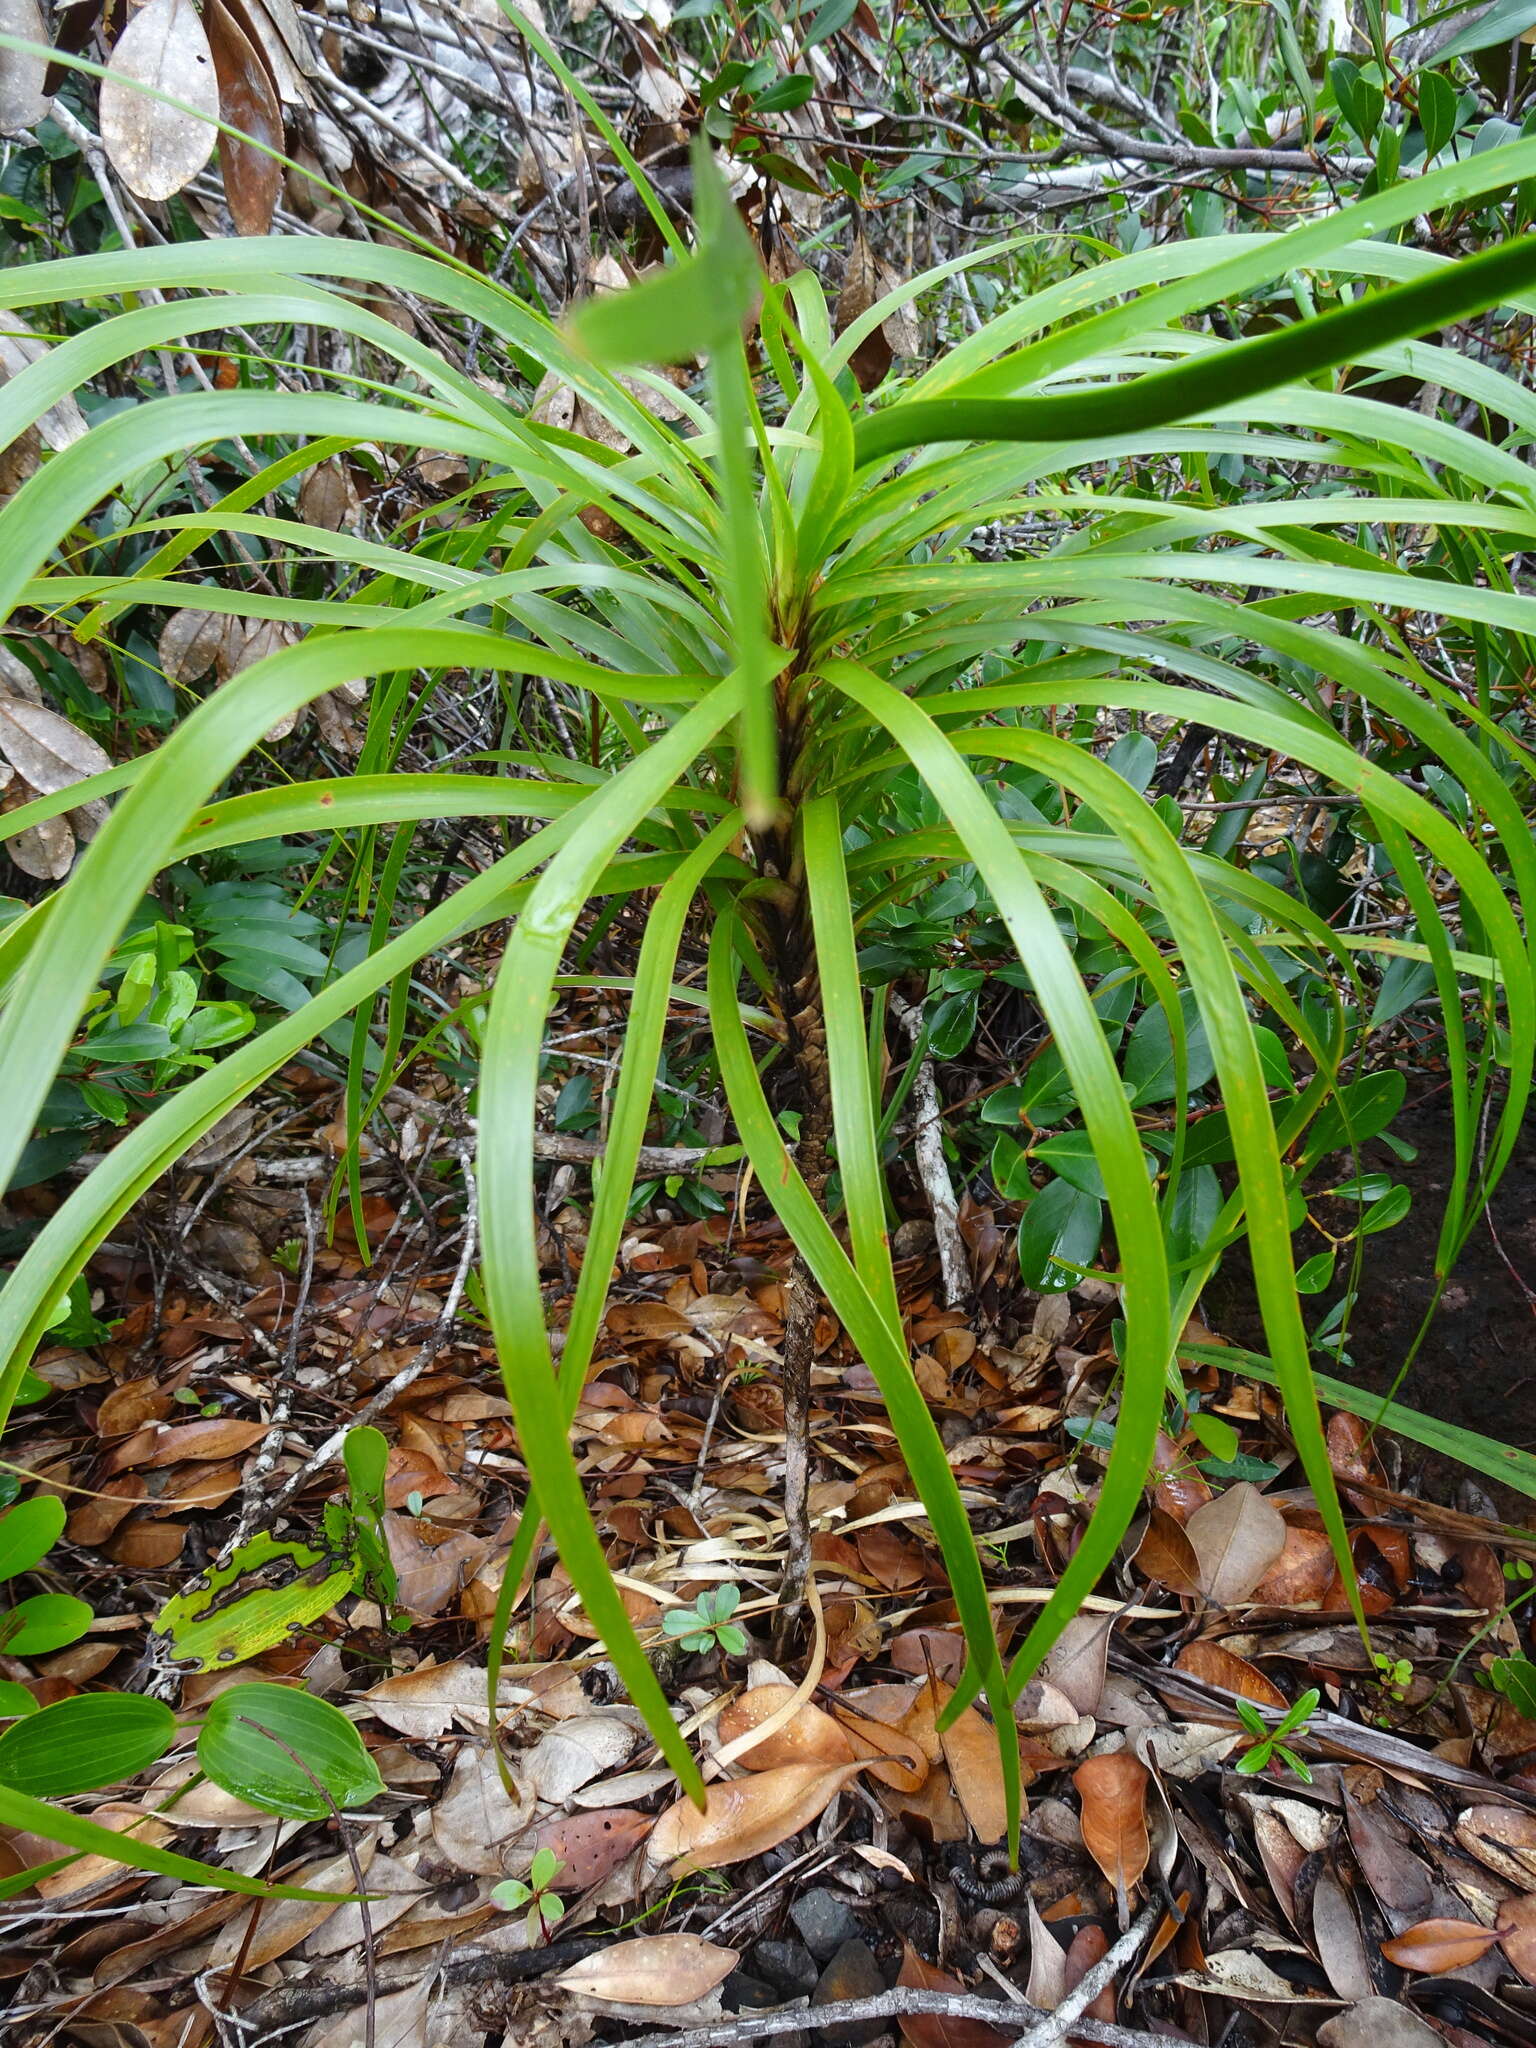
[557,1932,738,2005]
[1379,1917,1501,1974]
[896,1941,1009,2047]
[716,1683,855,1771]
[648,1760,866,1876]
[1186,1482,1288,1605]
[1175,1638,1289,1710]
[1073,1751,1149,1921]
[533,1808,653,1891]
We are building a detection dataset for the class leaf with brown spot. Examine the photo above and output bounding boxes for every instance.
[1133,1508,1201,1596]
[895,1942,1009,2047]
[1073,1752,1149,1921]
[100,0,220,201]
[557,1933,738,2006]
[1174,1639,1288,1710]
[1186,1482,1288,1605]
[1379,1918,1501,1974]
[647,1760,866,1876]
[533,1809,653,1892]
[206,0,282,235]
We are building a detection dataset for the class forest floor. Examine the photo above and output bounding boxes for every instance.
[5,1064,1536,2048]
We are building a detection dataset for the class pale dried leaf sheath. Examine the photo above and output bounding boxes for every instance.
[100,0,220,202]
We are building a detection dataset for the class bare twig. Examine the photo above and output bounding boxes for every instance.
[889,989,970,1309]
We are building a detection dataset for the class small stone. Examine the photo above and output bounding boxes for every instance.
[755,1935,819,1999]
[790,1887,862,1960]
[723,1970,783,2012]
[812,1938,886,2047]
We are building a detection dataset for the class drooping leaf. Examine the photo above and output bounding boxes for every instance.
[206,0,283,236]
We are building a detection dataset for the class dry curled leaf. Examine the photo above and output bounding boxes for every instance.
[1073,1751,1149,1922]
[206,0,283,235]
[1252,1523,1338,1608]
[556,1933,738,2006]
[1455,1805,1536,1889]
[1186,1482,1288,1605]
[647,1760,866,1876]
[100,0,221,202]
[1379,1917,1501,1975]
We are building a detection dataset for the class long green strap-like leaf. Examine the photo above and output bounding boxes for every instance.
[483,815,743,1779]
[801,796,904,1339]
[706,911,1025,1853]
[818,659,1172,1702]
[477,680,745,1805]
[853,231,1536,465]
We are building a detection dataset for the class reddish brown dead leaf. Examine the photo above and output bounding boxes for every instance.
[1151,1430,1212,1523]
[1134,1508,1202,1596]
[1175,1638,1288,1711]
[534,1808,653,1891]
[895,1942,1009,2047]
[834,1698,929,1792]
[858,1521,928,1592]
[933,1684,1011,1844]
[1073,1752,1149,1915]
[1063,1923,1116,2032]
[647,1760,866,1876]
[141,1417,268,1467]
[1252,1524,1337,1608]
[1327,1410,1384,1512]
[1186,1482,1288,1605]
[206,0,282,234]
[1379,1918,1501,1975]
[715,1684,855,1771]
[890,1628,966,1683]
[557,1933,738,2005]
[1495,1893,1536,1986]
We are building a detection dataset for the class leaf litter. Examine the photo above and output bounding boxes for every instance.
[6,1053,1536,2048]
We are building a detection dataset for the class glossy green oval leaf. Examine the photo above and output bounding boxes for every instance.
[0,1682,38,1720]
[0,1593,93,1656]
[1017,1176,1103,1292]
[0,1692,176,1796]
[198,1682,383,1819]
[0,1496,66,1584]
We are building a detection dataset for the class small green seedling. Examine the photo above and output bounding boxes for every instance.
[662,1583,747,1656]
[1234,1687,1320,1783]
[493,1848,565,1943]
[1372,1650,1414,1703]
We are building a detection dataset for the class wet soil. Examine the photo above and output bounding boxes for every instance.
[1207,1088,1536,1512]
